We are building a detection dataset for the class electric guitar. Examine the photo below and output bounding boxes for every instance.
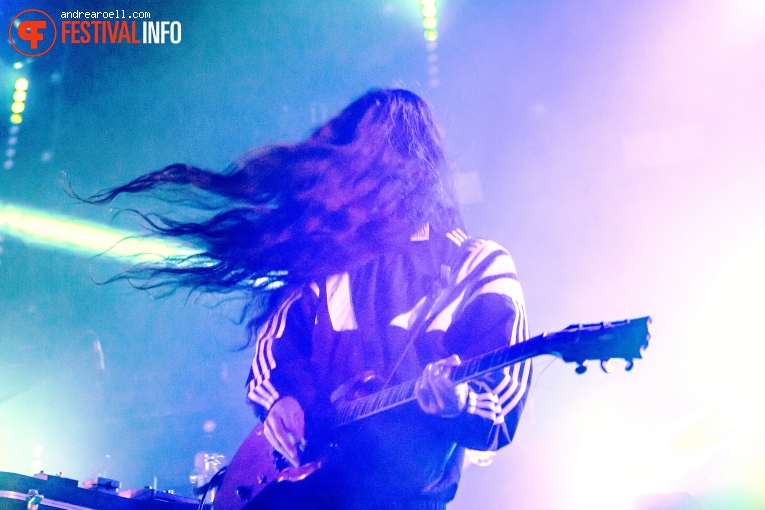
[213,317,651,510]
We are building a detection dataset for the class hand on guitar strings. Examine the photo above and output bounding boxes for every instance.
[415,354,469,418]
[263,396,306,467]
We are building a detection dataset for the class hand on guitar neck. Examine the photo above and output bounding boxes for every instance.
[415,354,469,418]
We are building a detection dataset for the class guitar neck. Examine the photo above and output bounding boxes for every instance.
[332,335,547,427]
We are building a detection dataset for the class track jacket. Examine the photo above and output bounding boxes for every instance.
[245,227,531,508]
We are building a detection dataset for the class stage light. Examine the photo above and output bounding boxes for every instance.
[13,62,23,70]
[420,0,438,41]
[31,445,44,458]
[10,78,27,129]
[0,201,201,263]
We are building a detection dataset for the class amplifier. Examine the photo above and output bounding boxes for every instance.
[0,472,206,510]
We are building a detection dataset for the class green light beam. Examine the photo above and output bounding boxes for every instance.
[0,201,200,263]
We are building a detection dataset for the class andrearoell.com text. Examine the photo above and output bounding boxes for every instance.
[61,10,151,20]
[60,10,181,44]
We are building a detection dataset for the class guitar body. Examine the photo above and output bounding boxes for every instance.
[214,371,384,510]
[213,424,322,510]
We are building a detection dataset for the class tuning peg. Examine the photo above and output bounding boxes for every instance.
[575,361,588,374]
[600,359,613,373]
[625,360,635,371]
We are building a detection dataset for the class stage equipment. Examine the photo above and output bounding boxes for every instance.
[0,472,207,510]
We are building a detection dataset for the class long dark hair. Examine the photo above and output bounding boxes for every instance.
[86,88,463,336]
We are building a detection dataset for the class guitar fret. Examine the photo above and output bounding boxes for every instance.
[465,358,480,379]
[337,404,348,425]
[349,399,362,421]
[363,394,376,416]
[396,383,408,403]
[356,398,368,419]
[382,387,394,408]
[357,398,367,418]
[370,392,383,414]
[483,352,499,372]
[405,381,415,400]
[336,405,347,425]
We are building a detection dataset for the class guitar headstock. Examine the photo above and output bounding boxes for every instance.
[541,316,651,373]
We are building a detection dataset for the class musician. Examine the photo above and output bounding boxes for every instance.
[87,89,530,509]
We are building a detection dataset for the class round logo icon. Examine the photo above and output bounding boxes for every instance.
[9,9,57,57]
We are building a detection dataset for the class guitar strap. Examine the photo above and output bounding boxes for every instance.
[381,239,506,389]
[380,282,440,390]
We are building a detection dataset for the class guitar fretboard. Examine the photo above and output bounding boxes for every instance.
[330,316,650,427]
[332,336,546,427]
